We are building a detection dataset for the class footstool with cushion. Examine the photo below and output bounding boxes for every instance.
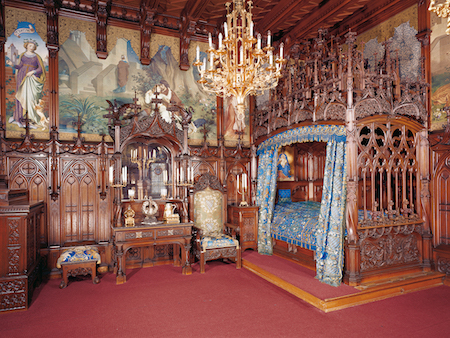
[57,246,101,288]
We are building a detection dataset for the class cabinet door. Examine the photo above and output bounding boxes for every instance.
[61,161,97,244]
[437,170,450,245]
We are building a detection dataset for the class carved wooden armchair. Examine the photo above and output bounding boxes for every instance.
[190,173,241,273]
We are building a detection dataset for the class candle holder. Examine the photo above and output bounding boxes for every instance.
[128,189,135,201]
[238,188,248,207]
[109,166,127,188]
[236,173,249,207]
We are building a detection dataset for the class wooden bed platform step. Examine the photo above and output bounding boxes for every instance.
[242,253,446,313]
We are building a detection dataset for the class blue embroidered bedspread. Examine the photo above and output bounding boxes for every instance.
[271,201,321,251]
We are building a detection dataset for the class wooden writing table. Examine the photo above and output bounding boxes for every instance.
[113,222,193,284]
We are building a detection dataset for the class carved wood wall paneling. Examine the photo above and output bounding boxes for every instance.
[437,169,450,245]
[433,163,450,247]
[294,142,326,181]
[60,158,99,245]
[8,156,49,246]
[192,159,218,181]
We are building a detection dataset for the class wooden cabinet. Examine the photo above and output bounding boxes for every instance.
[0,192,45,312]
[228,206,258,251]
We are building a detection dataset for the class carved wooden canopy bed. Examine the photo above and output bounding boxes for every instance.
[253,30,431,286]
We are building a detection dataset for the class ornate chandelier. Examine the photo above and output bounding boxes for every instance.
[194,0,286,132]
[429,0,450,34]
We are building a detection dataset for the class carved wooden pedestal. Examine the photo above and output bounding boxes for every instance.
[59,261,100,289]
[0,197,45,312]
[228,206,259,251]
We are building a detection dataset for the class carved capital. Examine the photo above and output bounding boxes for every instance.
[140,8,156,65]
[179,14,196,71]
[95,1,111,59]
[44,0,60,45]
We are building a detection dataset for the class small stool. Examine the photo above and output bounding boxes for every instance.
[57,246,101,289]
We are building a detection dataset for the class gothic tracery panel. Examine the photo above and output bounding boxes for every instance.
[61,160,98,244]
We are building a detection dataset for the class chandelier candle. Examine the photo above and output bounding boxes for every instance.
[194,0,286,132]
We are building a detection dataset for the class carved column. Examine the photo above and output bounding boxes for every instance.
[417,0,432,271]
[44,0,60,130]
[95,1,110,59]
[418,129,432,271]
[140,6,155,66]
[344,31,361,285]
[417,0,431,126]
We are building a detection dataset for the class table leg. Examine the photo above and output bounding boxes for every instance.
[173,244,181,267]
[182,242,192,275]
[116,245,126,284]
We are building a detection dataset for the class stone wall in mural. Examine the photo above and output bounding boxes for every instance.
[58,31,216,142]
[4,21,49,139]
[431,16,450,131]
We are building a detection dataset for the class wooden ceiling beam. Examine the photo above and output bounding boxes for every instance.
[256,0,309,33]
[180,0,211,20]
[328,0,418,39]
[284,0,356,42]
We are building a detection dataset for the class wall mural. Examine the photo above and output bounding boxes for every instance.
[223,95,250,147]
[58,31,216,143]
[4,21,49,139]
[430,15,450,131]
[277,146,295,181]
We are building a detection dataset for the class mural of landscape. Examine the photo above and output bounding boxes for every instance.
[431,15,450,131]
[58,31,216,143]
[4,21,49,139]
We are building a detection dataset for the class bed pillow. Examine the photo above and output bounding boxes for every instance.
[278,189,292,203]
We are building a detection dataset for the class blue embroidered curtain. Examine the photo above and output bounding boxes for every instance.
[256,125,347,286]
[315,140,347,286]
[256,147,279,254]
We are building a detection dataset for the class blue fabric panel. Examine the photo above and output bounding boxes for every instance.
[278,189,292,203]
[271,201,320,250]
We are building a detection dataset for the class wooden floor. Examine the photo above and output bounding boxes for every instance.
[243,255,446,313]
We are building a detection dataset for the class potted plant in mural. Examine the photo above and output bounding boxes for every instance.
[59,95,107,134]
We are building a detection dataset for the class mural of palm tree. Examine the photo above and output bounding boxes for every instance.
[60,95,108,134]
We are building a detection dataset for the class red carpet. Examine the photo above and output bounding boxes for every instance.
[243,250,358,299]
[0,261,449,337]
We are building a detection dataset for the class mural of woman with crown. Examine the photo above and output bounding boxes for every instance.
[6,38,46,129]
